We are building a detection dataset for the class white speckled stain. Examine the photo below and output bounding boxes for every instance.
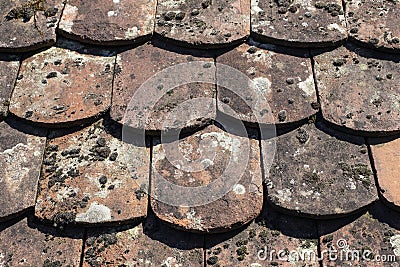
[276,188,292,202]
[201,132,241,162]
[113,0,120,3]
[125,27,139,38]
[233,184,246,194]
[186,210,204,231]
[250,264,262,267]
[75,202,112,223]
[327,23,347,34]
[297,75,315,97]
[161,257,182,267]
[160,0,186,8]
[252,77,272,96]
[390,235,400,256]
[251,0,263,14]
[59,4,78,32]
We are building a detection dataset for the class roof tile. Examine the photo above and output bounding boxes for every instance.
[0,215,83,266]
[111,41,216,132]
[217,41,317,126]
[251,0,347,47]
[155,0,250,48]
[0,119,46,220]
[205,204,319,266]
[84,213,204,267]
[9,40,115,127]
[370,137,400,211]
[319,202,400,266]
[58,0,156,45]
[0,0,63,52]
[0,54,20,119]
[151,124,263,232]
[35,119,149,225]
[262,120,378,217]
[313,44,400,135]
[347,0,400,53]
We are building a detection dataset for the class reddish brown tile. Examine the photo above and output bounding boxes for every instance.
[262,120,377,217]
[59,0,156,45]
[0,54,20,119]
[84,214,203,267]
[217,41,317,126]
[111,42,216,132]
[0,215,83,266]
[371,137,400,210]
[155,0,250,48]
[0,0,63,52]
[319,202,400,266]
[0,119,46,220]
[35,119,149,226]
[313,44,400,134]
[9,40,115,126]
[205,205,319,266]
[251,0,347,47]
[347,0,400,53]
[151,124,263,233]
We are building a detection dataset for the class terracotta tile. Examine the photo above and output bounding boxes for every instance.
[262,120,378,217]
[155,0,250,48]
[9,40,115,126]
[319,202,400,266]
[111,41,216,132]
[0,0,63,52]
[217,41,317,126]
[313,44,400,134]
[347,0,400,53]
[0,119,46,220]
[205,204,319,266]
[59,0,156,45]
[84,214,204,267]
[151,124,263,233]
[251,0,347,47]
[35,119,149,225]
[371,137,400,210]
[0,54,20,119]
[0,215,83,266]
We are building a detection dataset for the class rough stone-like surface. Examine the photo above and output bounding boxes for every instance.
[84,214,204,267]
[151,124,263,233]
[371,137,400,210]
[0,119,46,220]
[9,40,115,126]
[347,0,400,53]
[0,216,83,266]
[319,202,400,266]
[205,204,319,266]
[59,0,156,45]
[251,0,347,47]
[217,41,317,126]
[155,0,250,48]
[262,120,378,217]
[313,44,400,134]
[35,119,149,225]
[0,0,63,52]
[111,42,216,132]
[0,54,20,119]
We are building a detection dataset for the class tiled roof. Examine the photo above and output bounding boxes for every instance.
[0,0,399,266]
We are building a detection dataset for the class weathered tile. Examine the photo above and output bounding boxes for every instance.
[319,202,400,266]
[155,0,250,48]
[84,214,204,267]
[151,124,263,233]
[111,42,216,132]
[262,120,377,217]
[35,119,149,226]
[217,41,317,126]
[0,119,46,220]
[251,0,347,47]
[9,40,115,126]
[205,204,319,266]
[0,215,83,266]
[371,137,400,210]
[0,54,20,119]
[313,44,400,134]
[347,0,400,53]
[0,0,63,52]
[59,0,156,45]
